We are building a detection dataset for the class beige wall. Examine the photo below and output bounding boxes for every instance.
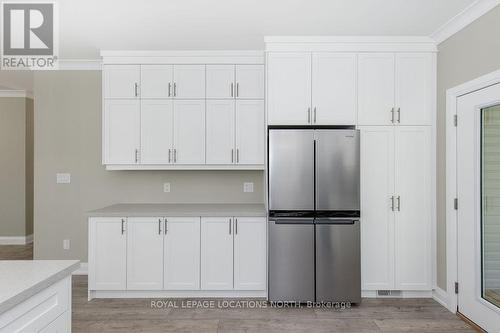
[33,71,265,261]
[0,97,33,237]
[436,5,500,290]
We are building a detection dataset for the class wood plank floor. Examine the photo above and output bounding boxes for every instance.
[0,243,33,260]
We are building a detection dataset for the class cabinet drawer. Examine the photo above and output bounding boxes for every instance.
[0,277,71,333]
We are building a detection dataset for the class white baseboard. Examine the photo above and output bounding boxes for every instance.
[0,234,33,245]
[362,290,433,298]
[89,289,267,300]
[72,262,88,275]
[432,286,449,309]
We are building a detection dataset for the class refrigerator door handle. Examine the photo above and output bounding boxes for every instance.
[270,218,315,225]
[314,218,358,225]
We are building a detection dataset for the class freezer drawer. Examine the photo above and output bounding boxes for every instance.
[268,219,315,302]
[315,218,361,303]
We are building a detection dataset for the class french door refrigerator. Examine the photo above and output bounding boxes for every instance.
[268,128,361,303]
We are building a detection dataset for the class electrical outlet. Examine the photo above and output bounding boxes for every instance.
[63,239,70,250]
[243,182,254,193]
[56,173,71,184]
[163,183,171,193]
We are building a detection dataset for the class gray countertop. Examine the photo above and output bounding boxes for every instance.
[0,260,80,315]
[87,203,267,217]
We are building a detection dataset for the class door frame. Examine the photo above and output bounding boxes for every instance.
[446,68,500,313]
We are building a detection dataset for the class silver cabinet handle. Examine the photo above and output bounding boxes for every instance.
[391,107,395,124]
[173,82,177,97]
[307,107,311,124]
[168,149,171,163]
[397,196,401,211]
[391,196,395,211]
[135,149,139,163]
[236,83,239,97]
[174,149,177,163]
[231,148,234,163]
[158,219,162,235]
[229,218,232,234]
[236,149,239,163]
[168,82,172,97]
[313,107,317,123]
[231,83,234,97]
[235,218,238,235]
[121,219,126,235]
[134,83,139,97]
[164,219,168,234]
[397,107,401,123]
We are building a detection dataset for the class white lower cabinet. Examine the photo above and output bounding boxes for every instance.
[127,218,164,290]
[164,217,201,290]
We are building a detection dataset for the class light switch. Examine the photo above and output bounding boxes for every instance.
[163,183,171,193]
[63,239,70,250]
[56,173,71,184]
[243,182,254,193]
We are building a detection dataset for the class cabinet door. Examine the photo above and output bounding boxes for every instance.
[39,311,70,333]
[360,127,395,290]
[164,217,201,290]
[173,65,205,99]
[104,65,140,99]
[394,126,431,290]
[235,100,264,165]
[104,100,140,164]
[201,217,233,290]
[89,218,127,290]
[358,54,395,125]
[127,218,164,290]
[267,53,312,125]
[206,100,235,164]
[141,100,174,164]
[141,65,173,98]
[312,53,357,125]
[206,65,235,99]
[234,217,266,290]
[173,100,205,164]
[395,54,433,126]
[235,65,264,99]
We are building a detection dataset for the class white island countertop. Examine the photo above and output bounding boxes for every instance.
[87,203,267,217]
[0,260,80,315]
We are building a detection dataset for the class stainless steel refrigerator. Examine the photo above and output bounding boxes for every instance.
[268,128,361,303]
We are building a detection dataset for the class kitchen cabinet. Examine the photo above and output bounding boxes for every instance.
[140,100,174,164]
[360,126,431,291]
[104,65,140,99]
[201,217,234,290]
[172,65,205,99]
[206,65,235,99]
[311,53,357,125]
[206,100,235,164]
[126,218,164,290]
[207,65,264,100]
[103,99,140,165]
[89,218,127,290]
[235,65,264,99]
[235,100,265,164]
[164,217,201,290]
[234,217,267,290]
[173,100,206,164]
[141,65,173,98]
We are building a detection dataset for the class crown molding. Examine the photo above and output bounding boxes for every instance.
[58,59,102,70]
[431,0,500,44]
[0,89,31,98]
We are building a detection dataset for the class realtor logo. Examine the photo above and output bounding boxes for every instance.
[1,1,58,69]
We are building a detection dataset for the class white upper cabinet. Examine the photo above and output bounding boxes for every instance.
[206,65,235,99]
[173,65,205,99]
[140,100,174,164]
[104,100,140,164]
[234,217,267,290]
[235,100,265,165]
[104,65,140,99]
[164,217,201,290]
[141,65,174,99]
[358,53,396,126]
[312,53,357,125]
[126,218,164,290]
[173,100,205,164]
[395,53,433,126]
[206,100,235,164]
[267,52,312,125]
[235,65,264,99]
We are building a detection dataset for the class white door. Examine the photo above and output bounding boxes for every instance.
[358,54,395,126]
[201,217,234,290]
[267,52,312,125]
[457,83,500,332]
[394,126,432,290]
[89,218,127,290]
[235,65,264,99]
[140,100,174,164]
[104,99,140,164]
[103,65,140,99]
[206,65,235,99]
[173,100,205,164]
[126,218,164,290]
[206,100,235,164]
[173,65,205,99]
[164,217,201,290]
[235,100,264,165]
[234,217,266,290]
[141,65,174,98]
[395,53,433,126]
[360,126,395,290]
[312,53,357,125]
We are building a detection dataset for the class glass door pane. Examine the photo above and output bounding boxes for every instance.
[481,104,500,308]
